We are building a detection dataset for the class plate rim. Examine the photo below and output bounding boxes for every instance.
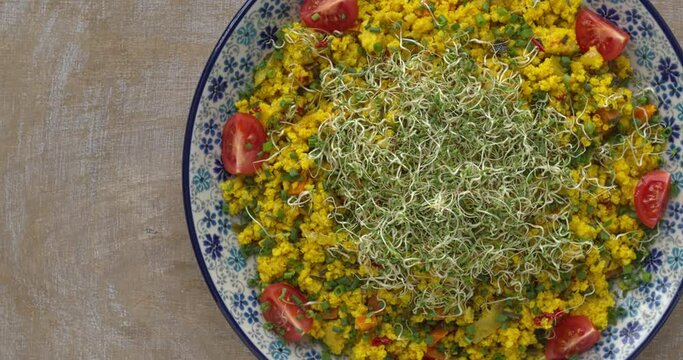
[183,0,268,359]
[182,1,683,359]
[624,4,683,358]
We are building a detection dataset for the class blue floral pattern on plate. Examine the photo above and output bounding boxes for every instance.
[184,1,683,359]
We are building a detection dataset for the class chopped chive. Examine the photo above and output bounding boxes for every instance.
[585,120,596,135]
[519,25,533,39]
[368,26,381,33]
[577,269,587,280]
[260,301,271,311]
[333,284,346,295]
[641,271,652,283]
[495,313,509,323]
[504,25,515,36]
[496,7,509,18]
[475,14,486,27]
[435,15,448,28]
[465,324,476,337]
[273,49,284,60]
[260,237,276,256]
[247,276,260,288]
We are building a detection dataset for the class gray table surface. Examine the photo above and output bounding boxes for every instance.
[1,0,682,359]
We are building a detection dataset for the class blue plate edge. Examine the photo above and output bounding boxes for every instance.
[182,0,268,359]
[181,1,683,359]
[626,3,683,358]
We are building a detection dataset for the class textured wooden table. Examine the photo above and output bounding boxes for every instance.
[1,0,682,359]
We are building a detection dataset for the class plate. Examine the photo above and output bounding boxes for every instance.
[183,1,683,358]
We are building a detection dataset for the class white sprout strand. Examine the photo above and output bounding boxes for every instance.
[287,191,312,207]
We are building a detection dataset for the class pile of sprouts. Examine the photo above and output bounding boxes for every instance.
[282,27,667,316]
[308,39,587,315]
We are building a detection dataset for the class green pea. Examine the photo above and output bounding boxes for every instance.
[560,56,571,68]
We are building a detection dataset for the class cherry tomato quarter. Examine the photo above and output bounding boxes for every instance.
[221,113,267,176]
[259,283,313,342]
[575,8,630,61]
[545,315,601,360]
[371,336,393,346]
[634,169,671,229]
[301,0,359,33]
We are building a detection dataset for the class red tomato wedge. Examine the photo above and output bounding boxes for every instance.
[575,8,630,61]
[260,283,313,342]
[221,113,267,176]
[545,315,601,360]
[371,336,393,346]
[301,0,359,33]
[634,169,672,229]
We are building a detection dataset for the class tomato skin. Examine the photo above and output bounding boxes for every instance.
[371,336,393,346]
[545,315,601,360]
[221,113,267,176]
[634,169,672,228]
[301,0,359,33]
[259,283,313,342]
[575,8,630,61]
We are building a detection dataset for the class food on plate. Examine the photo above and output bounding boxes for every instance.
[259,282,314,342]
[218,0,672,358]
[634,169,671,229]
[575,8,629,61]
[301,0,360,33]
[543,315,601,360]
[221,113,268,175]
